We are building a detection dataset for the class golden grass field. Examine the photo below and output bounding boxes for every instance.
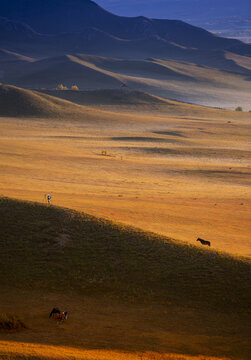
[0,88,250,257]
[0,86,250,359]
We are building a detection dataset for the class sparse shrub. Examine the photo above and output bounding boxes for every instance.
[0,313,26,331]
[56,84,68,90]
[101,150,108,156]
[235,106,243,111]
[71,85,79,90]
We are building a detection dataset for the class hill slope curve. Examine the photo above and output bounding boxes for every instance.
[0,84,96,118]
[0,197,250,311]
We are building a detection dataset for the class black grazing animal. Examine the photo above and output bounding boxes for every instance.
[49,307,61,318]
[197,238,211,246]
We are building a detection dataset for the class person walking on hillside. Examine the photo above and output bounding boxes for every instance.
[47,194,51,205]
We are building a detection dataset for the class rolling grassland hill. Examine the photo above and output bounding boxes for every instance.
[0,84,95,118]
[39,87,251,118]
[40,89,169,107]
[0,84,138,123]
[5,54,124,90]
[2,83,250,122]
[0,197,250,360]
[0,84,168,129]
[74,52,251,75]
[2,197,249,309]
[38,87,250,115]
[5,52,251,88]
[4,53,251,110]
[0,83,168,118]
[1,83,226,125]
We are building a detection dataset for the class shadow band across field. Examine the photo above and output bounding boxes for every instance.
[0,197,250,309]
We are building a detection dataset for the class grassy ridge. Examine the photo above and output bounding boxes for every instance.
[0,84,92,118]
[0,197,250,311]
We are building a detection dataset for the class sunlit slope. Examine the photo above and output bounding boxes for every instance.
[74,53,251,76]
[0,197,250,310]
[0,48,34,63]
[225,51,251,71]
[0,341,230,360]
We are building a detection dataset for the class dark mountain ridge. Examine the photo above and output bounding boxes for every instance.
[98,0,251,20]
[0,0,250,79]
[0,16,38,42]
[0,0,250,54]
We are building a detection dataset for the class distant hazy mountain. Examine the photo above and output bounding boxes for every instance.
[97,0,250,21]
[97,0,251,43]
[0,0,250,64]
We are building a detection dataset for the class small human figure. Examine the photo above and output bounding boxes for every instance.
[47,194,51,205]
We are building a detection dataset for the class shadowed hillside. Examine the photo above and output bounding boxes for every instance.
[0,49,35,81]
[0,197,250,359]
[0,84,98,118]
[3,53,193,89]
[6,54,123,89]
[40,88,169,107]
[0,197,250,310]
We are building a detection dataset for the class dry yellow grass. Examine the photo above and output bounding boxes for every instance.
[0,341,230,360]
[0,102,250,257]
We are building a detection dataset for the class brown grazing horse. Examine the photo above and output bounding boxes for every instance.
[197,237,211,246]
[55,311,68,322]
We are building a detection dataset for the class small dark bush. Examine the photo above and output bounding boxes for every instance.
[235,106,243,111]
[0,313,26,331]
